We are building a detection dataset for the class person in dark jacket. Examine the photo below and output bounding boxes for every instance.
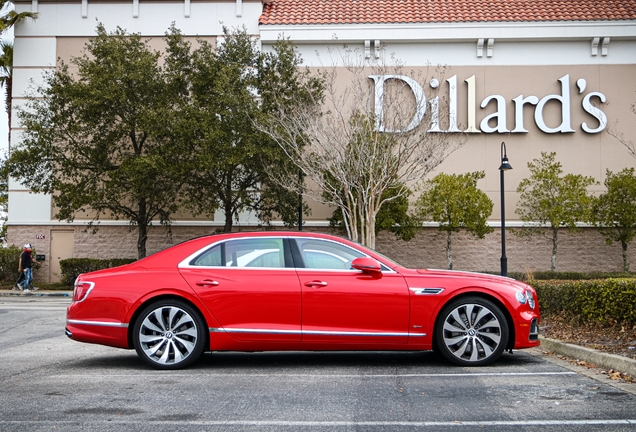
[18,244,33,293]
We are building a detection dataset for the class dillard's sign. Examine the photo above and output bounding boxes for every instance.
[370,74,607,135]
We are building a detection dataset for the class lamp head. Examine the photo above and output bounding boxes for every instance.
[499,142,513,171]
[499,156,513,171]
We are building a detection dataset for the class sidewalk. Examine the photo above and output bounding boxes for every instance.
[0,289,72,297]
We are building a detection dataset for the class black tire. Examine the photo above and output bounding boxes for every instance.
[435,296,509,366]
[132,299,207,370]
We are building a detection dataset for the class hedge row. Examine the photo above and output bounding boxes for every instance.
[59,258,136,286]
[532,278,636,325]
[483,271,636,281]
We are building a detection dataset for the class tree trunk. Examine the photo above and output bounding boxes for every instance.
[447,230,453,270]
[622,239,629,272]
[137,200,148,259]
[551,228,558,271]
[5,77,11,148]
[223,174,234,233]
[224,205,233,233]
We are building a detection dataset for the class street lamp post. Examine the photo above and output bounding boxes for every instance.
[499,142,513,277]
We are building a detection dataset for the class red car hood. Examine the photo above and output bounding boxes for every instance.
[414,268,527,289]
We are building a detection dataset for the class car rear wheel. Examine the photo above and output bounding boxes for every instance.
[132,299,207,370]
[435,296,509,366]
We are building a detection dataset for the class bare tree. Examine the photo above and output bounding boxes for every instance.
[257,47,466,249]
[607,102,636,158]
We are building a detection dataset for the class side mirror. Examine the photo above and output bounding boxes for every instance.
[351,257,382,275]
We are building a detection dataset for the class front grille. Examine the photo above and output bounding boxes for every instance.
[529,319,539,340]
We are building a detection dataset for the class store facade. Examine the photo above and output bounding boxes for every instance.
[10,0,636,281]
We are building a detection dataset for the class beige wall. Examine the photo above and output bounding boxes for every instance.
[303,63,636,222]
[18,38,633,282]
[53,36,636,224]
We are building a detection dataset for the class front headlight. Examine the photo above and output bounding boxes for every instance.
[516,289,536,309]
[525,289,535,310]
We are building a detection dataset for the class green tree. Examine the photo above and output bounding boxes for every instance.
[415,171,493,270]
[181,28,321,232]
[516,152,597,271]
[6,24,189,259]
[594,168,636,271]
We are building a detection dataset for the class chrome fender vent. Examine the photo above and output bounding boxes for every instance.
[409,287,445,295]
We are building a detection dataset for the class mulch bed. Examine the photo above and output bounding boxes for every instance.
[540,315,636,360]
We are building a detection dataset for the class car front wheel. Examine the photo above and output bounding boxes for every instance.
[132,299,207,370]
[435,296,509,366]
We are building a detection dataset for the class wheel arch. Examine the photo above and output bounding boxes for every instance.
[127,294,210,350]
[432,291,516,352]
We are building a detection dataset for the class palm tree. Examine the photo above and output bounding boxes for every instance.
[0,41,12,145]
[0,0,38,33]
[0,1,37,146]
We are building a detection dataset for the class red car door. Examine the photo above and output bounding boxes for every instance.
[292,238,410,345]
[179,237,301,341]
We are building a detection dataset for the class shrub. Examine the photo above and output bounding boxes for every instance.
[481,270,636,281]
[59,258,136,286]
[0,245,24,283]
[532,279,636,325]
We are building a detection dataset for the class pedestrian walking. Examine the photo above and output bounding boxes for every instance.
[18,244,33,293]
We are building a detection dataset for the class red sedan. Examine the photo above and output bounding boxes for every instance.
[66,231,540,369]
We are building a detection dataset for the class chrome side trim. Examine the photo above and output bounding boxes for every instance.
[210,327,426,337]
[67,319,129,328]
[409,287,445,295]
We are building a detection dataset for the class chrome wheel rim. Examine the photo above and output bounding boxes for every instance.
[138,306,199,366]
[442,303,502,363]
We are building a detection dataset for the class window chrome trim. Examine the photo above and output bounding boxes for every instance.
[289,236,397,274]
[178,236,287,269]
[409,287,445,295]
[66,319,129,328]
[177,235,397,273]
[210,327,425,337]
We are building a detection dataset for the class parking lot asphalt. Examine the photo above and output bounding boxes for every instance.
[1,289,635,384]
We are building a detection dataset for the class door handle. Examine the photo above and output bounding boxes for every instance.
[304,280,328,288]
[196,279,219,287]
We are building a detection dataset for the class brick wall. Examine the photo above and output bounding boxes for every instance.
[7,224,635,282]
[376,227,636,273]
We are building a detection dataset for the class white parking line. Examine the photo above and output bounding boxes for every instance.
[49,371,577,378]
[0,419,634,427]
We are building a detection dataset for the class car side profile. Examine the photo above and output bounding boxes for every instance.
[66,231,540,369]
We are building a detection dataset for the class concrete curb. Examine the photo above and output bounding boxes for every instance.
[0,290,72,297]
[539,335,636,378]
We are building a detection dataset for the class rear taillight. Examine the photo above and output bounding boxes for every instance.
[73,281,95,302]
